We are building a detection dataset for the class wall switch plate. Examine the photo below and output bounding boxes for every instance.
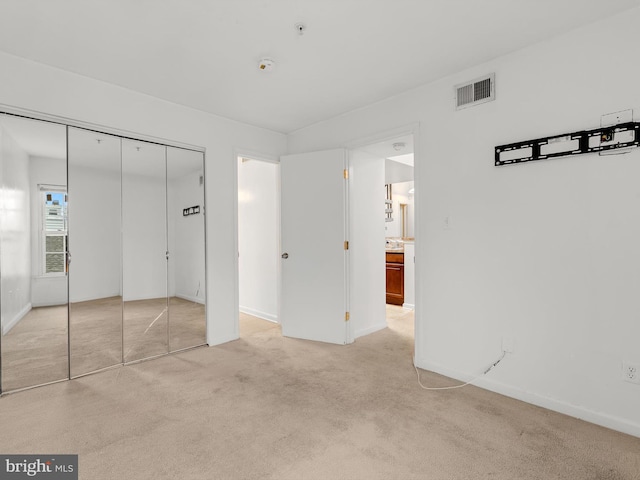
[601,109,633,127]
[622,361,640,384]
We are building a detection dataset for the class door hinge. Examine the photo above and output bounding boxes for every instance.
[345,312,350,322]
[344,240,349,250]
[343,169,349,179]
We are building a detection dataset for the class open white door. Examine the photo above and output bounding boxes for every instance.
[280,149,349,345]
[349,150,386,339]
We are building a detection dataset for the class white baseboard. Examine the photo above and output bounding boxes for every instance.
[122,293,169,302]
[417,358,640,439]
[2,303,32,335]
[239,306,278,323]
[32,300,68,308]
[175,293,205,305]
[355,322,387,339]
[402,303,415,310]
[70,293,121,303]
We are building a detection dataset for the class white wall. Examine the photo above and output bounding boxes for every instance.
[122,171,168,302]
[0,126,31,332]
[29,156,67,306]
[168,169,206,304]
[385,159,413,184]
[288,9,640,437]
[0,50,287,345]
[68,164,121,303]
[237,158,279,322]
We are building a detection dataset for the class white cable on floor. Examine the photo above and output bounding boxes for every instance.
[415,351,506,391]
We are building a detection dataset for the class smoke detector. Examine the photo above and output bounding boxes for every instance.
[258,58,275,72]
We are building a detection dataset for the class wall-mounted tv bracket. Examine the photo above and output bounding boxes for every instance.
[183,205,200,216]
[495,122,640,166]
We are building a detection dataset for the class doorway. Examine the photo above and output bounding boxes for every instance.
[350,133,416,342]
[245,134,417,348]
[236,155,280,338]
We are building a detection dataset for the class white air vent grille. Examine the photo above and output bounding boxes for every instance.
[455,74,495,110]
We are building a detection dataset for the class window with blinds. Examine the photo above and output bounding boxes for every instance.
[41,185,68,275]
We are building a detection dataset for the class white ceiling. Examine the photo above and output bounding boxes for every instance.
[0,0,639,133]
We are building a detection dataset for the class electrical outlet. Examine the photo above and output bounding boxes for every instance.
[622,362,640,384]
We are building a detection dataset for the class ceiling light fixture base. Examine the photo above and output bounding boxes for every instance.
[258,58,275,72]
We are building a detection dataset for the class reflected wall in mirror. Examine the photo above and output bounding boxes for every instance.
[122,140,169,362]
[167,147,206,351]
[0,114,68,392]
[68,127,123,377]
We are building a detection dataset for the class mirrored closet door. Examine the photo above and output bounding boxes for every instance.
[68,127,123,377]
[167,147,206,351]
[0,114,69,392]
[1,112,207,394]
[122,140,169,362]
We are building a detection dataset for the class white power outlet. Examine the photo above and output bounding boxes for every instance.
[622,362,640,384]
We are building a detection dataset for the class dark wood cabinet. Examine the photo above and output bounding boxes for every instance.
[386,252,404,305]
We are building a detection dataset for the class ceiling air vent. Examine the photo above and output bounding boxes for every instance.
[455,73,495,110]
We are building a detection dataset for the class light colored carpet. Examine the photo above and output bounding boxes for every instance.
[0,309,639,479]
[0,304,68,390]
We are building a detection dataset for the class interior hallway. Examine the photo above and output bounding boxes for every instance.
[1,312,638,479]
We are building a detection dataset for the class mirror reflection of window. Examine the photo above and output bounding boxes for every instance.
[41,186,68,274]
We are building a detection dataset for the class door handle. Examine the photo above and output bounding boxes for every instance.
[281,253,289,259]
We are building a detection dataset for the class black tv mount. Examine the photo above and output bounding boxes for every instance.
[495,122,640,166]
